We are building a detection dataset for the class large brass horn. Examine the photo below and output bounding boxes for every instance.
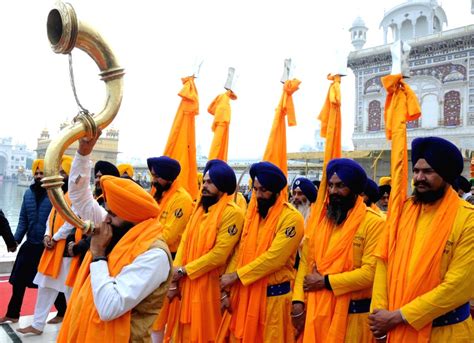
[42,2,124,233]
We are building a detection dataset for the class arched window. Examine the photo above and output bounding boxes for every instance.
[415,16,428,37]
[443,90,461,126]
[368,100,381,131]
[421,94,439,128]
[400,19,413,41]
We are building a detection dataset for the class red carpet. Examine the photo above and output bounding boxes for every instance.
[0,277,58,317]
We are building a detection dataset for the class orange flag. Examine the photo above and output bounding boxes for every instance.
[378,73,421,245]
[262,79,300,175]
[306,74,343,236]
[208,90,237,161]
[163,76,199,200]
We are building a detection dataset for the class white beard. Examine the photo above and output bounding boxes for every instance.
[294,202,311,223]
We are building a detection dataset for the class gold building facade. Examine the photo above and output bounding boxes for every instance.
[35,125,120,165]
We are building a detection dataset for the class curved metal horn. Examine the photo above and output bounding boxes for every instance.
[42,2,125,233]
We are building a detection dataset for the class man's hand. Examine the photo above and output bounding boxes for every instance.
[90,221,113,258]
[303,268,325,292]
[220,272,239,290]
[7,242,18,253]
[171,266,186,282]
[291,302,306,338]
[78,129,102,156]
[43,236,55,250]
[67,241,75,257]
[220,292,231,314]
[167,283,180,301]
[368,309,404,340]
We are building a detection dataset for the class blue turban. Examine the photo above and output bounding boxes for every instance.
[453,175,471,193]
[326,158,367,194]
[378,184,391,198]
[363,178,381,203]
[94,161,120,178]
[203,159,236,195]
[411,137,463,183]
[293,177,317,203]
[249,161,287,193]
[147,156,181,181]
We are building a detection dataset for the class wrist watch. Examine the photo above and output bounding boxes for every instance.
[92,255,108,263]
[177,266,186,277]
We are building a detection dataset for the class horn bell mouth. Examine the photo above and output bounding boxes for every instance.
[47,2,78,54]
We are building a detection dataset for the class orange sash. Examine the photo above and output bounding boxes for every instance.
[304,196,367,343]
[229,195,285,342]
[57,217,163,343]
[37,193,71,279]
[164,194,232,342]
[64,228,84,288]
[375,188,460,343]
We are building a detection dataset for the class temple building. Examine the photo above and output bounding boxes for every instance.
[0,137,31,178]
[348,0,474,158]
[35,123,120,166]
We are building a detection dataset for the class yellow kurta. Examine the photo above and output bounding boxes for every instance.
[294,207,385,342]
[158,187,193,253]
[372,200,474,342]
[235,192,248,214]
[230,204,304,343]
[173,202,244,342]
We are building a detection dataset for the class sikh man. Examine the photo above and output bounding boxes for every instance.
[453,175,474,205]
[160,159,244,342]
[147,156,193,342]
[291,177,317,224]
[292,158,385,342]
[118,163,135,179]
[369,137,474,342]
[17,156,74,335]
[362,178,384,215]
[57,175,172,342]
[147,156,193,258]
[219,161,304,343]
[93,160,121,206]
[377,177,391,213]
[0,160,53,324]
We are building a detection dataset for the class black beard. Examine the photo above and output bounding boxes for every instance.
[32,179,46,201]
[153,182,171,201]
[94,187,102,198]
[201,195,219,212]
[412,185,446,204]
[105,221,135,255]
[257,193,278,219]
[326,193,357,225]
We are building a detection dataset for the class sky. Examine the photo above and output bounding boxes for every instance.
[0,0,472,162]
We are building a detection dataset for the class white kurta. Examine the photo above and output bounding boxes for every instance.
[69,152,170,321]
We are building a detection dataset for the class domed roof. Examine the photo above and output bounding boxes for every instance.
[352,16,366,28]
[379,0,447,29]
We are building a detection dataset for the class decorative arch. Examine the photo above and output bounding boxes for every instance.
[415,16,428,37]
[443,90,461,126]
[400,19,413,41]
[368,100,382,131]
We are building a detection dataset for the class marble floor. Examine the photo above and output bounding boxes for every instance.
[0,313,60,343]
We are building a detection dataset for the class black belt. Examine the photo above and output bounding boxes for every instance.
[267,281,291,297]
[348,298,371,314]
[432,302,470,327]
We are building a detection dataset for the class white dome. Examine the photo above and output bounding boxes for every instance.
[352,16,366,28]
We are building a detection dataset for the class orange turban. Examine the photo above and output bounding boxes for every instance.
[61,156,73,176]
[100,175,159,223]
[378,176,392,186]
[32,159,44,174]
[118,163,134,178]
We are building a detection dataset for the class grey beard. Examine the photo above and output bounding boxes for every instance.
[294,202,311,222]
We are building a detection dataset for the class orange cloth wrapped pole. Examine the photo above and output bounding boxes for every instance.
[306,74,343,236]
[208,90,237,161]
[374,74,423,342]
[262,79,300,176]
[163,76,199,200]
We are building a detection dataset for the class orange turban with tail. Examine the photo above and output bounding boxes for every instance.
[100,175,160,223]
[61,156,73,176]
[32,159,44,174]
[118,163,135,178]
